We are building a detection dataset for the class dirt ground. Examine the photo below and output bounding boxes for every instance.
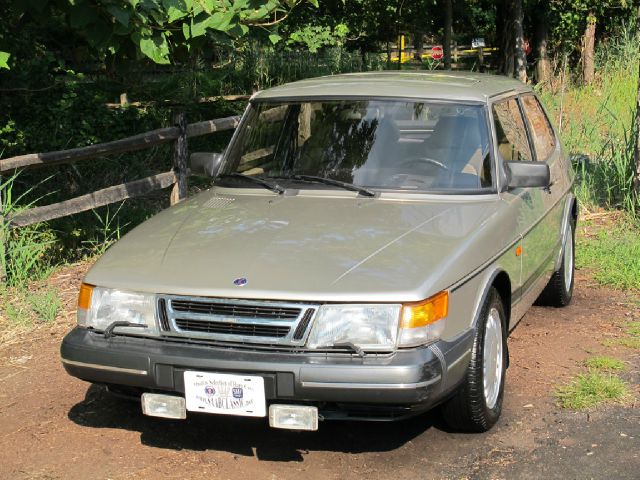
[0,265,638,480]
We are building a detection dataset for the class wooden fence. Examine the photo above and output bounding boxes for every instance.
[0,112,240,279]
[0,112,240,228]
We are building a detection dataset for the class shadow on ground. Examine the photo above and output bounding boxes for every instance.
[68,385,445,461]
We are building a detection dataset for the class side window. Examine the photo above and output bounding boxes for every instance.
[521,95,556,161]
[492,99,532,162]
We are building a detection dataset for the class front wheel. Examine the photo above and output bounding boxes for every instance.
[441,287,507,432]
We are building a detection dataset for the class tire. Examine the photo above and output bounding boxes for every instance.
[442,287,507,432]
[536,220,575,307]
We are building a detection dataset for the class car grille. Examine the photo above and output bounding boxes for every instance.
[158,295,318,346]
[171,300,300,320]
[174,319,290,337]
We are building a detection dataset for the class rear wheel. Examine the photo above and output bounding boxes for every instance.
[536,221,575,307]
[441,288,507,432]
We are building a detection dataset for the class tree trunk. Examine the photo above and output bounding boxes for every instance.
[534,2,551,85]
[514,0,527,82]
[386,40,392,69]
[444,0,453,70]
[634,7,640,198]
[414,30,424,63]
[582,12,596,85]
[495,0,505,72]
[499,0,515,77]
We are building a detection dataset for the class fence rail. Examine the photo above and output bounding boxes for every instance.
[0,113,240,231]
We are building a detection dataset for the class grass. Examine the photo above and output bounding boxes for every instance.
[539,25,639,215]
[625,321,640,337]
[576,220,640,290]
[0,172,57,287]
[603,320,640,349]
[584,356,625,371]
[0,286,62,326]
[604,337,640,349]
[555,371,630,409]
[26,289,62,323]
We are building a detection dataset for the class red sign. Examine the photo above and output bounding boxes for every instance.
[431,46,444,60]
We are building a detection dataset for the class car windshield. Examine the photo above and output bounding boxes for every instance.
[221,99,493,193]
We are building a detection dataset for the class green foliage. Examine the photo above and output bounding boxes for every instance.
[0,0,319,67]
[548,1,634,50]
[539,25,639,214]
[576,221,640,290]
[584,356,626,371]
[0,51,9,69]
[555,371,629,409]
[0,173,57,287]
[287,23,349,52]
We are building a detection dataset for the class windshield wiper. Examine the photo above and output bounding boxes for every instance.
[218,173,285,194]
[270,174,376,197]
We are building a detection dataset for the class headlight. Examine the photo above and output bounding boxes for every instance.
[77,284,158,336]
[306,304,401,352]
[398,291,449,347]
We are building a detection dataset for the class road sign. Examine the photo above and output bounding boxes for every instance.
[431,45,444,60]
[472,38,486,48]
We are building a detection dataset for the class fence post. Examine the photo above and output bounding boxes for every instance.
[478,46,485,72]
[0,177,5,283]
[170,111,188,206]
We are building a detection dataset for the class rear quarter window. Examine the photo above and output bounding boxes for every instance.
[521,95,556,161]
[492,99,532,162]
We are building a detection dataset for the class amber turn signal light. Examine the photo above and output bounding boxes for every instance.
[401,291,449,328]
[77,283,94,310]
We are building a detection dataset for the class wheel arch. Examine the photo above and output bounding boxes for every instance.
[470,268,512,334]
[468,268,512,369]
[555,193,578,270]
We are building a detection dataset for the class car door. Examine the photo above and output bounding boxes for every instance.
[491,96,556,322]
[519,95,566,288]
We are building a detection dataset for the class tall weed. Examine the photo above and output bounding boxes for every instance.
[540,24,639,215]
[81,202,128,257]
[0,172,56,286]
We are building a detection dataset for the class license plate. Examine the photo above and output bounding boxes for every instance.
[184,371,266,417]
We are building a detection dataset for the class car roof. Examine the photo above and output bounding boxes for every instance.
[252,71,531,103]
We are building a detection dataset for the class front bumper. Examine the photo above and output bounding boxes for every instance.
[61,327,473,419]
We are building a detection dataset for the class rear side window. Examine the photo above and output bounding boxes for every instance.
[521,95,556,161]
[492,99,532,162]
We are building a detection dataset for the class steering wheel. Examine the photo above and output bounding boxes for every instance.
[396,156,448,172]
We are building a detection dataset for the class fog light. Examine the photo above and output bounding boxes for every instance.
[269,404,318,431]
[141,393,186,419]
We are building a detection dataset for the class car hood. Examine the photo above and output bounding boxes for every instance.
[85,188,505,302]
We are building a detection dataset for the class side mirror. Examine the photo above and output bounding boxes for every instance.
[504,161,550,189]
[190,152,224,178]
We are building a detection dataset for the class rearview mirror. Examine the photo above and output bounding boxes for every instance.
[504,161,550,189]
[190,152,224,178]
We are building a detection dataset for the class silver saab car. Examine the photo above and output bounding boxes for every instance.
[61,72,576,432]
